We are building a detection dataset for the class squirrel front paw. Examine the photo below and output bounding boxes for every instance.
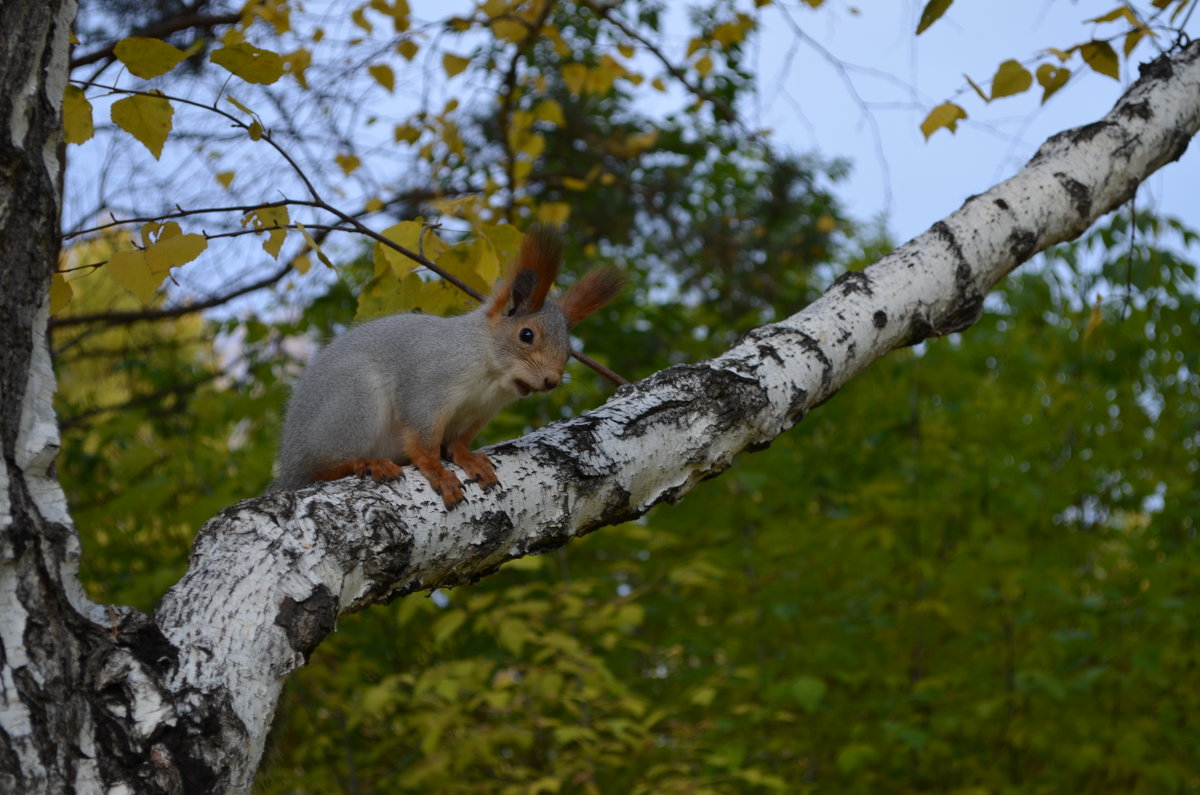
[352,458,405,482]
[449,447,500,490]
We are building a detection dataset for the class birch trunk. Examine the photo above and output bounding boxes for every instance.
[1,2,1198,788]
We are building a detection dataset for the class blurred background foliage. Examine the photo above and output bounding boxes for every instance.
[53,0,1199,791]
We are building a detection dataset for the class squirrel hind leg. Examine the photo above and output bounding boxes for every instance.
[314,458,404,484]
[405,438,465,508]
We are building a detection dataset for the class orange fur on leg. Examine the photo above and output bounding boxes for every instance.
[405,437,465,508]
[314,458,404,483]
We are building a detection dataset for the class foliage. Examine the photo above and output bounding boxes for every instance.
[50,0,1200,791]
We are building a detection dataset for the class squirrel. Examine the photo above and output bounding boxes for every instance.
[273,225,623,507]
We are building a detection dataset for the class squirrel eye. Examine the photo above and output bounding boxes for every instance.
[519,327,535,344]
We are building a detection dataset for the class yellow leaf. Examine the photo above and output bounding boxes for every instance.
[1124,27,1152,57]
[210,42,285,84]
[695,54,714,78]
[216,171,235,189]
[295,222,333,268]
[1035,63,1070,104]
[534,98,564,126]
[920,102,967,140]
[107,248,161,304]
[397,39,419,60]
[146,229,207,274]
[394,123,420,143]
[963,73,988,103]
[376,221,447,275]
[916,0,953,34]
[618,43,634,58]
[562,176,588,191]
[63,85,94,145]
[293,254,311,275]
[49,274,73,314]
[225,95,255,117]
[561,63,587,94]
[283,48,312,89]
[368,64,395,92]
[1045,47,1074,62]
[537,202,571,225]
[114,37,188,79]
[1086,6,1137,24]
[651,77,666,92]
[491,17,527,42]
[351,7,373,32]
[686,38,704,58]
[110,92,173,159]
[1081,40,1119,80]
[990,59,1032,99]
[243,206,290,258]
[442,53,470,77]
[336,154,361,175]
[365,196,384,212]
[247,120,263,141]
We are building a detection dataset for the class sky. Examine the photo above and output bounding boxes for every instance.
[63,0,1200,309]
[747,1,1200,245]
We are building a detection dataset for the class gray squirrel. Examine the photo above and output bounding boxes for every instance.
[274,226,623,507]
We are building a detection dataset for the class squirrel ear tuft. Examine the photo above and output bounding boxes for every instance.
[488,224,563,318]
[560,267,624,327]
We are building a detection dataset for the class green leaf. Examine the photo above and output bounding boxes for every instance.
[1036,63,1071,104]
[210,42,285,84]
[110,92,173,159]
[431,610,466,646]
[916,0,953,34]
[114,37,188,79]
[991,59,1033,99]
[919,102,967,140]
[63,85,94,145]
[788,676,827,713]
[1080,40,1120,81]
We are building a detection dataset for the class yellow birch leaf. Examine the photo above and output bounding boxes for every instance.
[394,123,420,143]
[225,95,255,117]
[562,176,588,191]
[113,37,186,80]
[283,48,312,89]
[1086,6,1137,24]
[920,102,967,140]
[990,59,1032,99]
[963,73,989,103]
[368,64,395,92]
[335,154,361,175]
[365,196,384,212]
[247,120,263,141]
[651,77,666,92]
[1035,63,1070,104]
[216,171,235,189]
[534,98,564,126]
[492,17,527,42]
[1124,28,1150,56]
[1080,40,1119,80]
[442,53,471,77]
[295,222,333,268]
[63,85,94,145]
[110,92,173,159]
[1045,47,1074,62]
[293,254,311,275]
[107,248,160,303]
[210,42,285,84]
[695,54,714,78]
[916,0,953,34]
[49,274,73,314]
[686,38,704,57]
[114,37,188,79]
[397,39,419,60]
[146,230,207,274]
[561,63,587,94]
[351,7,373,32]
[243,206,290,258]
[618,43,635,58]
[537,202,570,225]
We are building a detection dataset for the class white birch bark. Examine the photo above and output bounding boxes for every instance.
[1,9,1198,790]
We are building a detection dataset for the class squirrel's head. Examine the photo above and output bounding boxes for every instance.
[484,225,623,399]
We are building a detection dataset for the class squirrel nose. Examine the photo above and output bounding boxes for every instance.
[542,376,560,391]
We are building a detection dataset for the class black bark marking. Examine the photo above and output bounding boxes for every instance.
[276,587,338,662]
[744,326,834,396]
[1118,99,1152,121]
[993,198,1010,211]
[1067,121,1111,145]
[902,311,935,347]
[828,269,874,297]
[873,310,888,329]
[1007,228,1037,266]
[1053,172,1092,219]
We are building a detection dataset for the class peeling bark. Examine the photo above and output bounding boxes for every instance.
[1,4,1199,790]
